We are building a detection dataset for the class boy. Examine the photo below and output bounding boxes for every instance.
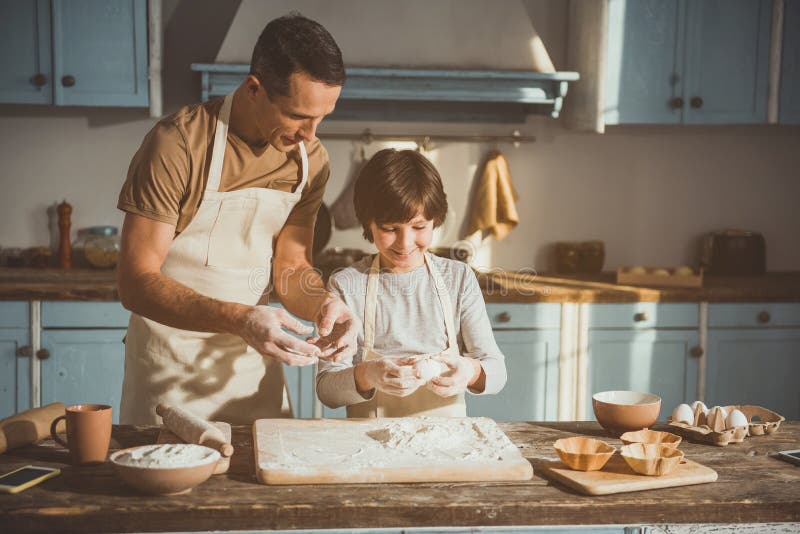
[316,149,506,417]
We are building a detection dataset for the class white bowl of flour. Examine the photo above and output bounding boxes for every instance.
[110,444,220,495]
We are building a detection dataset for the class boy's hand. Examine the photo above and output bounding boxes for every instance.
[311,294,359,362]
[356,357,421,397]
[426,354,481,397]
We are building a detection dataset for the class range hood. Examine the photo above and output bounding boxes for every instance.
[191,64,579,123]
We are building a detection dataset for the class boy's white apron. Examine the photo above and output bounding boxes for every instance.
[120,91,307,424]
[347,253,467,418]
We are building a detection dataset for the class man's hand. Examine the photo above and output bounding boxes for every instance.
[238,305,321,366]
[355,357,422,397]
[310,294,359,362]
[426,354,481,398]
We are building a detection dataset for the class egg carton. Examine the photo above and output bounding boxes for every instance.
[666,405,784,447]
[616,267,703,288]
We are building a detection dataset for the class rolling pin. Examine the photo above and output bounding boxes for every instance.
[0,402,66,454]
[155,404,234,457]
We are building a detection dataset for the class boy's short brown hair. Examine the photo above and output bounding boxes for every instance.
[353,149,448,242]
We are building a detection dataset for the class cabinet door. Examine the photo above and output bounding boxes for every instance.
[780,0,800,124]
[0,328,31,418]
[52,0,148,106]
[683,0,771,124]
[40,329,126,423]
[604,0,685,124]
[0,0,52,104]
[706,329,800,420]
[587,329,699,421]
[466,329,560,422]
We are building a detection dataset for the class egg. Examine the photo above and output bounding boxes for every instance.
[706,406,728,432]
[414,358,446,382]
[651,268,670,276]
[628,266,647,275]
[690,400,708,414]
[725,409,749,429]
[674,266,695,276]
[671,403,694,425]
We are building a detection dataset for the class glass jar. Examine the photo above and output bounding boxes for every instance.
[74,226,119,269]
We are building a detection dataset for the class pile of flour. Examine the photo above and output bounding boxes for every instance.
[114,444,218,468]
[261,417,517,471]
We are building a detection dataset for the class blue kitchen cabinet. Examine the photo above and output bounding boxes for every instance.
[706,303,800,420]
[466,303,560,422]
[40,328,126,423]
[605,0,771,125]
[0,0,51,104]
[780,0,800,124]
[586,304,700,421]
[0,0,148,107]
[0,302,31,418]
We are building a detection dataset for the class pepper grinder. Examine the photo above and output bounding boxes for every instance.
[57,200,72,269]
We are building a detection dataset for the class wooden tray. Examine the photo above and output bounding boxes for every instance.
[538,455,717,495]
[616,267,703,288]
[253,417,534,485]
[667,405,784,446]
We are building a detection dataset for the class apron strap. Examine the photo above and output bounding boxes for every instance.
[205,92,233,194]
[205,92,309,196]
[363,252,458,353]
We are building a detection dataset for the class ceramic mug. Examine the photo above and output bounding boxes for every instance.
[50,404,112,465]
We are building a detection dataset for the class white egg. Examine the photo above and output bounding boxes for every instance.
[725,409,749,429]
[414,359,446,382]
[674,266,695,276]
[690,400,708,414]
[671,403,694,425]
[628,266,647,275]
[706,406,728,431]
[651,268,670,276]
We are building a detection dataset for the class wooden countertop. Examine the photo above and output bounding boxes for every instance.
[1,267,800,303]
[1,421,798,532]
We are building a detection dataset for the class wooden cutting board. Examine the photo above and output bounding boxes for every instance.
[538,455,718,495]
[253,417,533,485]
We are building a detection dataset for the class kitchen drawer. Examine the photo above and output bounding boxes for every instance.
[708,303,800,328]
[0,301,29,329]
[486,303,560,330]
[588,303,698,329]
[42,301,130,329]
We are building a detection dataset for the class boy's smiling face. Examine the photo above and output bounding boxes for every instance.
[371,212,434,273]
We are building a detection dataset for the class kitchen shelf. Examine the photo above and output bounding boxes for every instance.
[191,63,579,122]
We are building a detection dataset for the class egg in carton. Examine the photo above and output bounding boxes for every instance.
[666,403,783,447]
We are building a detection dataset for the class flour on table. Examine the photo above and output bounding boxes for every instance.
[113,444,219,469]
[259,417,518,471]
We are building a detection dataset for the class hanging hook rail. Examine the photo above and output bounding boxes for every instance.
[317,129,533,149]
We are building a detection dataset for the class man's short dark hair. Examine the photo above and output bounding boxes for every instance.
[250,12,345,97]
[354,149,449,242]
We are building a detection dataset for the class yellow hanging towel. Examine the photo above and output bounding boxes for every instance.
[466,151,519,240]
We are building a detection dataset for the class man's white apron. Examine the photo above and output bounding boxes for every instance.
[120,91,308,424]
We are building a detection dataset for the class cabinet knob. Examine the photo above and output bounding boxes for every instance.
[61,75,76,87]
[689,346,704,358]
[36,348,51,360]
[690,96,704,109]
[633,312,649,322]
[669,97,684,109]
[16,345,32,358]
[31,73,47,87]
[497,311,512,323]
[757,311,771,324]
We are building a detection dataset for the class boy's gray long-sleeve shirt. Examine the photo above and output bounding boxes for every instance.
[316,253,507,409]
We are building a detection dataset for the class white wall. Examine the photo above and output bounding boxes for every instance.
[1,0,798,271]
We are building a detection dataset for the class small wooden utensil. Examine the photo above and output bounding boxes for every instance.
[57,200,72,269]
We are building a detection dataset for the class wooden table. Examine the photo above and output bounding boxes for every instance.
[1,422,799,533]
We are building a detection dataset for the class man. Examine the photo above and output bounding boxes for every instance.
[116,13,357,424]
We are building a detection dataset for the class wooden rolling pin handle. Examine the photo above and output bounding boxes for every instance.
[205,438,234,458]
[156,403,234,457]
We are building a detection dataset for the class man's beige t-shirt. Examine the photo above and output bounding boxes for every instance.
[118,97,329,234]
